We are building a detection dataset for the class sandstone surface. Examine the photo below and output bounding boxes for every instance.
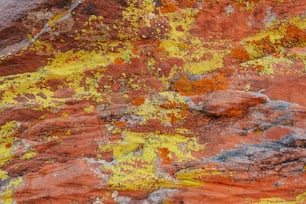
[0,0,305,203]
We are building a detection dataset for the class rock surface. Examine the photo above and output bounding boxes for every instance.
[0,0,305,203]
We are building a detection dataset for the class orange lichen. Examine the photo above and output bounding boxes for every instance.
[173,74,229,96]
[163,200,175,204]
[153,47,165,53]
[231,47,250,62]
[173,76,192,95]
[114,58,124,64]
[131,96,145,106]
[161,0,178,13]
[167,113,179,124]
[179,110,190,117]
[5,143,12,148]
[282,25,306,47]
[114,121,127,128]
[132,47,138,54]
[158,147,171,164]
[251,64,265,72]
[226,109,244,117]
[252,36,277,55]
[212,73,229,89]
[177,0,198,8]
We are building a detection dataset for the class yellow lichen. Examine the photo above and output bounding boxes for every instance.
[159,40,189,58]
[241,55,293,76]
[158,8,229,76]
[175,167,222,187]
[133,92,188,124]
[61,113,69,118]
[99,131,205,190]
[20,150,37,160]
[30,40,53,54]
[296,192,306,203]
[48,13,65,27]
[255,198,296,204]
[238,16,306,74]
[116,0,155,39]
[0,177,23,204]
[0,121,18,166]
[184,52,225,75]
[158,91,186,105]
[84,105,95,113]
[0,46,131,110]
[252,191,306,204]
[0,170,8,180]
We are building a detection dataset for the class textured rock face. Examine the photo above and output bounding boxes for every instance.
[0,0,305,203]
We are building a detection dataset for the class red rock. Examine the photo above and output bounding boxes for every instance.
[15,159,110,203]
[202,90,268,117]
[0,0,305,203]
[53,87,75,98]
[264,126,292,141]
[234,74,306,106]
[0,108,44,126]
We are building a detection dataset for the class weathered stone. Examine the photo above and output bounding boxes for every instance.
[0,0,305,203]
